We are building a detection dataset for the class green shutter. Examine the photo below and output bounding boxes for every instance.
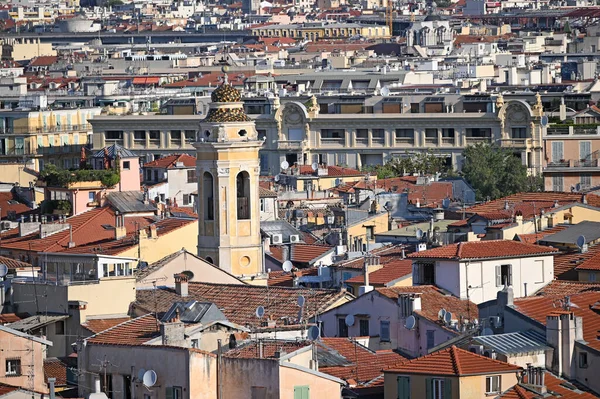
[397,376,410,399]
[425,378,432,399]
[166,388,174,399]
[444,378,452,399]
[294,386,309,399]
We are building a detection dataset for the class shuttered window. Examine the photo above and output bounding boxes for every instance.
[426,378,451,399]
[551,142,564,162]
[293,385,309,399]
[580,141,592,160]
[397,376,410,399]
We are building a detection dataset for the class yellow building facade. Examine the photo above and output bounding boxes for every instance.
[251,22,391,40]
[195,78,264,276]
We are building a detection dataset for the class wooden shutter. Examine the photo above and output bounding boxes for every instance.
[495,265,501,287]
[580,141,591,159]
[508,265,513,286]
[425,378,432,399]
[444,378,452,399]
[551,142,564,162]
[397,376,410,399]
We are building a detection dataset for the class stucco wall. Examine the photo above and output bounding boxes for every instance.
[0,329,48,393]
[279,365,342,399]
[221,357,280,398]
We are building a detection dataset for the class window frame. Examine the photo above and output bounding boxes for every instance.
[486,375,501,394]
[426,330,435,349]
[432,378,445,399]
[380,320,390,342]
[579,352,588,368]
[5,359,21,376]
[359,319,369,336]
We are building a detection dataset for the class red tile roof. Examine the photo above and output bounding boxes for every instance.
[534,279,600,296]
[499,371,598,399]
[29,56,58,67]
[384,346,521,376]
[86,314,159,345]
[143,154,196,169]
[0,313,25,324]
[0,192,31,220]
[132,76,160,85]
[290,244,334,264]
[512,291,600,351]
[333,245,406,270]
[0,255,32,270]
[294,165,363,177]
[516,225,568,244]
[225,339,309,359]
[267,268,318,287]
[259,187,277,198]
[408,240,557,260]
[574,250,600,271]
[374,176,453,206]
[377,286,478,331]
[135,282,350,328]
[0,383,19,396]
[345,259,412,286]
[44,358,68,386]
[81,316,131,334]
[318,338,406,385]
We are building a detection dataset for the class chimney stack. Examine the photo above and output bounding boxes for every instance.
[174,273,189,297]
[149,224,158,239]
[114,212,126,240]
[160,309,186,347]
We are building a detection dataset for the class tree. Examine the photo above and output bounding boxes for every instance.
[461,143,542,201]
[363,150,450,179]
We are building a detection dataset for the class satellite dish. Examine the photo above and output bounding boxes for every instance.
[416,229,424,240]
[142,370,157,387]
[137,368,146,382]
[345,314,355,327]
[381,86,390,97]
[307,325,320,341]
[482,327,494,336]
[311,162,319,171]
[297,295,305,307]
[281,160,289,170]
[282,261,293,272]
[444,311,452,324]
[438,309,446,320]
[256,306,265,318]
[0,264,7,278]
[540,115,549,127]
[576,235,586,249]
[575,183,581,192]
[404,315,416,330]
[274,175,280,182]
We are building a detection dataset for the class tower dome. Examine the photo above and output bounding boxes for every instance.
[204,66,251,122]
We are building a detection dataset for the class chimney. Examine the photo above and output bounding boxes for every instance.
[48,378,56,399]
[546,312,583,379]
[160,310,186,347]
[258,340,264,359]
[515,210,523,226]
[149,224,158,239]
[524,365,547,394]
[174,273,189,297]
[114,213,126,240]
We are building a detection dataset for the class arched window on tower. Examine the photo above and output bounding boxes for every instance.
[236,171,250,220]
[203,172,214,220]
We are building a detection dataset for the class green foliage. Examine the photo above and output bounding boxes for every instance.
[461,143,542,201]
[40,164,120,188]
[40,199,72,215]
[363,150,450,179]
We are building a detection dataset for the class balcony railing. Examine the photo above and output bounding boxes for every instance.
[394,138,414,145]
[441,137,455,145]
[0,124,92,135]
[321,137,345,145]
[278,140,305,150]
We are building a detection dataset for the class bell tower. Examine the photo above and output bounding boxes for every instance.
[195,68,264,276]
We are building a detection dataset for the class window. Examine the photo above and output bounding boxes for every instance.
[89,192,96,202]
[105,131,123,141]
[184,130,196,144]
[191,339,199,348]
[293,386,309,399]
[581,174,592,190]
[486,375,501,394]
[5,359,21,376]
[123,161,130,170]
[366,226,374,240]
[338,317,349,337]
[146,170,152,182]
[551,141,564,163]
[183,194,191,206]
[359,319,369,336]
[251,386,267,399]
[395,128,414,138]
[426,330,435,349]
[511,127,527,138]
[55,320,65,335]
[397,376,410,399]
[187,169,196,183]
[203,172,214,220]
[552,175,564,192]
[134,130,146,142]
[425,128,438,138]
[236,172,251,220]
[260,198,265,212]
[380,320,390,342]
[496,264,512,287]
[590,272,597,282]
[166,386,183,399]
[579,352,588,368]
[428,378,449,399]
[580,141,591,160]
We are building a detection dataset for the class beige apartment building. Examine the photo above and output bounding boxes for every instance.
[91,92,545,176]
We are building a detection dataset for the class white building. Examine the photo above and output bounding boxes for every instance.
[143,154,197,208]
[408,240,557,305]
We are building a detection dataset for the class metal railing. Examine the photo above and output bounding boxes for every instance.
[0,124,92,135]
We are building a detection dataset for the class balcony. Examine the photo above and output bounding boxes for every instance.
[278,140,305,150]
[320,137,345,146]
[394,138,414,146]
[355,137,369,147]
[371,137,385,146]
[546,125,600,136]
[0,124,92,135]
[441,137,455,146]
[466,137,492,144]
[502,138,531,147]
[425,137,438,145]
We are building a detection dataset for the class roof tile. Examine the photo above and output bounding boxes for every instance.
[408,240,557,260]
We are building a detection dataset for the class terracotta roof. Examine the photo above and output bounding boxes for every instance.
[81,316,131,334]
[318,338,406,385]
[0,192,31,220]
[552,244,600,278]
[224,339,309,359]
[143,154,196,169]
[29,56,58,66]
[134,282,350,329]
[375,177,453,206]
[408,240,558,260]
[512,291,600,351]
[377,286,478,331]
[290,244,334,264]
[0,313,25,324]
[384,346,521,376]
[86,314,159,345]
[296,165,363,177]
[267,268,318,287]
[575,250,600,271]
[132,76,159,85]
[0,383,19,396]
[516,225,568,244]
[0,255,32,270]
[43,358,68,386]
[334,245,406,270]
[499,371,599,399]
[345,259,412,286]
[534,279,600,296]
[259,187,278,198]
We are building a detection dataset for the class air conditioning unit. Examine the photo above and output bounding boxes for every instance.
[271,234,283,245]
[483,350,497,360]
[289,234,301,243]
[489,316,502,328]
[468,345,484,355]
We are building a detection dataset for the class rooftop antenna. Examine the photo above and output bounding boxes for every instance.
[0,263,7,280]
[311,162,319,172]
[576,235,586,250]
[142,370,157,388]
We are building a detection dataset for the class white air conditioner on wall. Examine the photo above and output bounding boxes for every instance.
[290,234,300,243]
[271,234,283,245]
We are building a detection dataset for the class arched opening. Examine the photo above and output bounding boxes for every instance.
[204,130,211,138]
[236,171,250,220]
[203,172,214,220]
[206,256,214,264]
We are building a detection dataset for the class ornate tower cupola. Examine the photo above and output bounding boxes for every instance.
[195,67,264,276]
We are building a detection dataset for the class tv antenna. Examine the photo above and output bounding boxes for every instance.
[345,314,355,327]
[416,228,424,240]
[307,325,320,341]
[142,370,158,388]
[255,306,265,319]
[0,263,7,279]
[482,327,494,336]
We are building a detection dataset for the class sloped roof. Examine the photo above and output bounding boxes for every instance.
[473,330,549,356]
[384,346,521,376]
[345,259,412,285]
[516,225,568,244]
[498,371,598,399]
[43,358,68,386]
[408,240,557,261]
[0,255,32,270]
[86,314,160,345]
[81,316,131,334]
[92,144,136,159]
[0,192,31,219]
[143,154,196,169]
[534,280,600,296]
[333,245,406,270]
[134,282,351,329]
[224,339,309,359]
[107,191,156,213]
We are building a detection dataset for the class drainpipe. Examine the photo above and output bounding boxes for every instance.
[217,339,222,399]
[48,378,56,399]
